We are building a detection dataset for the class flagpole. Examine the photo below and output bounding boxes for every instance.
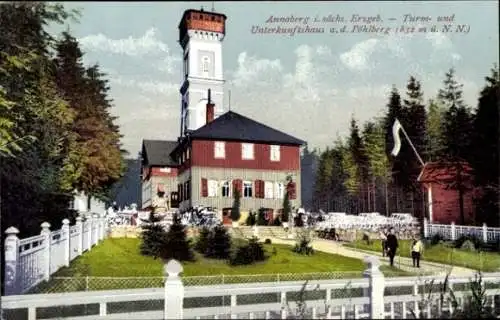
[398,123,425,167]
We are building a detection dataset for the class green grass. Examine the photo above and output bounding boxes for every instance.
[345,239,500,272]
[31,238,410,293]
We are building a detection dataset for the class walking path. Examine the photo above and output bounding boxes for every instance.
[267,237,476,277]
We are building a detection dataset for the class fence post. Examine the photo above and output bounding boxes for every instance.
[164,259,184,319]
[76,216,83,255]
[62,219,70,267]
[99,215,105,240]
[40,222,51,281]
[451,222,456,241]
[4,227,20,295]
[363,255,385,319]
[93,214,99,245]
[482,223,488,243]
[88,215,93,249]
[423,218,428,238]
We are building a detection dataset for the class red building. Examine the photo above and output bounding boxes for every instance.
[418,161,475,224]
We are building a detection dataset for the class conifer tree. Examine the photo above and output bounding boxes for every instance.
[230,187,241,222]
[159,213,194,262]
[426,99,445,161]
[282,191,291,222]
[205,224,231,259]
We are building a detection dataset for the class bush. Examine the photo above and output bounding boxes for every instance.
[293,229,314,255]
[362,232,372,245]
[229,236,267,265]
[455,235,484,251]
[245,211,256,226]
[294,213,304,227]
[264,238,272,244]
[157,213,195,262]
[194,227,211,254]
[205,224,232,259]
[430,233,443,246]
[272,217,282,226]
[461,239,476,251]
[257,207,268,226]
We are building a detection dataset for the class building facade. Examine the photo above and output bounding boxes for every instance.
[140,8,305,222]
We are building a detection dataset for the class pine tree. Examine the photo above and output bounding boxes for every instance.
[230,187,241,222]
[426,99,445,161]
[470,65,500,226]
[159,213,194,262]
[194,226,211,254]
[140,213,167,258]
[205,224,231,259]
[438,68,474,162]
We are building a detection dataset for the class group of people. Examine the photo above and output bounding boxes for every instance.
[379,228,423,268]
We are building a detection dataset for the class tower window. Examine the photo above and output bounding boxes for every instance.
[202,56,210,73]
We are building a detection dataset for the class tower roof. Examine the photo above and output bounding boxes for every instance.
[178,9,227,42]
[188,111,305,146]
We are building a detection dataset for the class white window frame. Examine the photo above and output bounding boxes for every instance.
[270,145,280,162]
[208,180,218,197]
[221,180,231,198]
[202,56,210,74]
[243,181,253,198]
[241,143,254,160]
[275,182,285,199]
[214,141,225,159]
[264,181,274,199]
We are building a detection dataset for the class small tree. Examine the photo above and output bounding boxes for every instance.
[194,226,211,254]
[140,213,167,258]
[282,191,291,222]
[231,187,241,223]
[206,224,232,259]
[158,213,194,262]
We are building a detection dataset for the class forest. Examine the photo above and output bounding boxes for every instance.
[311,65,499,227]
[0,3,125,237]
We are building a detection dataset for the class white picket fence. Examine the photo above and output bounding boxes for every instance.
[2,256,500,320]
[423,218,500,243]
[3,214,108,295]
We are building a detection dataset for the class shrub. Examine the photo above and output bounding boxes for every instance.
[281,192,291,223]
[245,211,256,226]
[194,226,211,254]
[264,238,272,244]
[430,233,443,246]
[454,235,484,251]
[362,232,372,245]
[257,207,268,226]
[205,224,231,259]
[460,239,476,251]
[293,229,314,255]
[157,213,195,262]
[294,213,304,227]
[230,188,241,222]
[139,213,167,258]
[229,236,267,265]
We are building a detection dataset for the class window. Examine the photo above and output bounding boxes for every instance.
[275,182,285,199]
[202,56,210,74]
[243,181,253,198]
[208,180,218,197]
[270,145,280,162]
[214,141,225,159]
[241,143,254,160]
[264,181,274,199]
[221,181,231,197]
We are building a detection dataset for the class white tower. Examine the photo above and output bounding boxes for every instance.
[178,9,227,137]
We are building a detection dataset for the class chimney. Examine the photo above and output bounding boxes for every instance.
[206,88,215,124]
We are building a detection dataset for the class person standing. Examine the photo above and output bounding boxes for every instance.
[380,229,388,257]
[411,236,423,268]
[386,228,398,267]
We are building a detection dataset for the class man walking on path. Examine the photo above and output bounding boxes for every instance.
[380,229,388,257]
[411,236,423,268]
[386,228,398,267]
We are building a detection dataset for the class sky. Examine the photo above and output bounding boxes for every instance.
[49,1,499,157]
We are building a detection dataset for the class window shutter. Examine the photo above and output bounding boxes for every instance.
[255,180,261,198]
[261,180,266,198]
[233,179,243,194]
[178,184,183,202]
[201,178,208,197]
[287,182,297,200]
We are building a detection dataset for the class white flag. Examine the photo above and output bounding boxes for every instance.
[391,119,403,156]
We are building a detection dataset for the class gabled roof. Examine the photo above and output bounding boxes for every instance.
[188,111,305,146]
[418,161,473,183]
[142,140,178,167]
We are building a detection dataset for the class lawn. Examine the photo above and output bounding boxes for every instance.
[345,239,500,272]
[32,238,410,293]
